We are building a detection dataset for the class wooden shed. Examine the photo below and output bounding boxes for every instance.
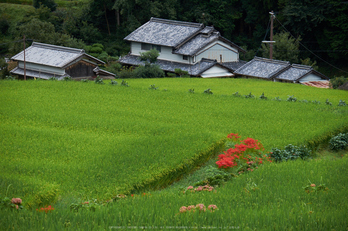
[10,42,115,80]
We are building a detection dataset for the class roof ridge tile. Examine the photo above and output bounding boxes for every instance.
[32,42,84,54]
[150,17,203,28]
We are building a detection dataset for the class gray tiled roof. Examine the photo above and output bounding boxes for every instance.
[124,17,204,47]
[119,54,219,76]
[93,66,116,77]
[276,64,311,81]
[200,26,215,34]
[234,57,290,79]
[174,32,220,55]
[221,60,247,72]
[11,42,104,68]
[10,67,69,80]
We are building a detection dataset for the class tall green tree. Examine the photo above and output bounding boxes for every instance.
[261,31,301,63]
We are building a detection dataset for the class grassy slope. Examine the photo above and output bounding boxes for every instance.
[124,78,348,103]
[1,156,347,230]
[0,79,347,203]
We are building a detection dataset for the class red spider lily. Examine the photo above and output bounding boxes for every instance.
[227,133,240,140]
[36,205,54,213]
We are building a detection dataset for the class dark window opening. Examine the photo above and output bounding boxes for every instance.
[141,43,152,50]
[152,45,161,52]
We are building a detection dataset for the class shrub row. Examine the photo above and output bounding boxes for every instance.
[329,133,348,151]
[232,91,346,107]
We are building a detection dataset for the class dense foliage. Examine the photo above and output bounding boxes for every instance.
[0,0,347,77]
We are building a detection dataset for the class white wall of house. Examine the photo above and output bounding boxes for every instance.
[18,61,64,75]
[200,65,233,78]
[195,41,239,63]
[299,73,325,83]
[159,46,191,63]
[131,42,192,64]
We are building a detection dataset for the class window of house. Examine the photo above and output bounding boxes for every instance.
[183,55,188,60]
[141,43,152,50]
[152,45,161,52]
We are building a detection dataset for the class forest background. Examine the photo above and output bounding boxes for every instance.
[0,0,347,77]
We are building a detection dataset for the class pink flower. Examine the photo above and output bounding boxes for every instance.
[208,204,218,212]
[251,169,254,172]
[15,205,19,209]
[310,184,316,187]
[187,186,194,190]
[11,198,22,205]
[187,205,195,211]
[179,206,187,213]
[196,204,206,212]
[195,186,203,191]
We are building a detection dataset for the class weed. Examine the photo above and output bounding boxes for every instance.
[287,95,297,102]
[149,84,158,90]
[244,92,254,98]
[259,92,267,100]
[203,88,213,94]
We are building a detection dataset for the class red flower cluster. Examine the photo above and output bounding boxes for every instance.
[216,134,267,169]
[36,205,55,213]
[227,133,241,141]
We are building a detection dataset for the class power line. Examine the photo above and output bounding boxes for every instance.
[255,18,271,57]
[274,17,348,74]
[0,39,34,46]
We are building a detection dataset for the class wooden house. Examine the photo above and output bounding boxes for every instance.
[10,42,115,80]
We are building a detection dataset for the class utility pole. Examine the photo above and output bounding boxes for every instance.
[269,11,275,59]
[262,11,276,60]
[23,35,26,80]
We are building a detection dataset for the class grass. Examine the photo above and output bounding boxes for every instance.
[0,78,347,229]
[1,154,347,230]
[121,78,347,103]
[0,79,347,201]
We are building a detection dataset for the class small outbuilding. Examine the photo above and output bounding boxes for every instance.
[234,57,330,88]
[10,42,115,80]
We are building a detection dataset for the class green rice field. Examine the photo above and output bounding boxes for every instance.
[0,78,347,230]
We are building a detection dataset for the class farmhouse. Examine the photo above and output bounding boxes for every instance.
[234,57,330,88]
[119,17,246,78]
[10,42,115,80]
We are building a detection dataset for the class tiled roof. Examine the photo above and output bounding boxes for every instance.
[234,57,290,79]
[93,67,116,77]
[124,17,204,47]
[124,18,245,53]
[301,81,330,88]
[275,64,311,81]
[174,32,220,55]
[10,67,69,80]
[11,42,104,68]
[221,60,247,72]
[200,26,215,34]
[119,54,220,76]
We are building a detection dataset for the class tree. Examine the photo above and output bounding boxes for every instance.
[10,18,85,55]
[261,31,301,63]
[139,49,159,65]
[33,0,57,12]
[134,49,164,78]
